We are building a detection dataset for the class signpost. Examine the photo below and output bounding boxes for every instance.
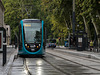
[0,27,6,66]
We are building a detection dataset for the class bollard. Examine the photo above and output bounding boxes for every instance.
[3,44,6,66]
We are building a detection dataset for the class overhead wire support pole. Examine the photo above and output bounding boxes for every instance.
[24,0,33,18]
[25,5,32,18]
[72,0,75,35]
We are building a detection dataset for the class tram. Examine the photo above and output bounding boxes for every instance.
[18,19,45,56]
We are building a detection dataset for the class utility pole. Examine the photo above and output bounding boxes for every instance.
[72,0,75,35]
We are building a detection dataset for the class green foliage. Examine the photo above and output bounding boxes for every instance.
[76,0,100,40]
[2,0,45,41]
[41,0,72,39]
[2,0,100,42]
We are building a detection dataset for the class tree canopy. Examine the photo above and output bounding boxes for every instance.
[2,0,100,44]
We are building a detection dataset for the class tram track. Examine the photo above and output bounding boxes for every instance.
[46,49,100,72]
[53,49,100,64]
[23,57,69,75]
[23,58,32,75]
[23,57,68,75]
[42,57,72,75]
[55,48,100,60]
[8,49,100,75]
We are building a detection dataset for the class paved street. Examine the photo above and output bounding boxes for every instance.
[0,46,100,75]
[46,48,100,75]
[55,47,100,60]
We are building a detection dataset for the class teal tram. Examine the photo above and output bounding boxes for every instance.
[18,19,45,56]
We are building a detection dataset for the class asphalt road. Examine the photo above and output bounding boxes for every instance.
[2,47,100,75]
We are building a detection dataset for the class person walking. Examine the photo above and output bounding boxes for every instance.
[90,40,93,52]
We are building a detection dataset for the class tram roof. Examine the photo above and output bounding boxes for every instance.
[21,19,42,23]
[22,19,41,21]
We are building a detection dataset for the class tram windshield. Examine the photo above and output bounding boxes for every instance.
[23,22,42,43]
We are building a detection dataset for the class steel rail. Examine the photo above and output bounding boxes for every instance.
[42,57,73,75]
[46,51,100,71]
[53,49,100,63]
[23,58,32,75]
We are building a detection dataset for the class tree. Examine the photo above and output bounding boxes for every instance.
[41,0,72,39]
[76,0,100,48]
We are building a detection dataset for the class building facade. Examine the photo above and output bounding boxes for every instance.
[0,0,5,27]
[0,1,11,45]
[4,25,11,45]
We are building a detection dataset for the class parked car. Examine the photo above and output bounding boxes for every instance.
[47,39,56,48]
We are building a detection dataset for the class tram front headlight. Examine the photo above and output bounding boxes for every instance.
[25,44,27,46]
[39,44,41,46]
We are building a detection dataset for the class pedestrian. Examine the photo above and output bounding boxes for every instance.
[90,40,93,52]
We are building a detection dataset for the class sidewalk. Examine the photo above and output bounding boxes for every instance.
[0,46,17,75]
[56,46,100,60]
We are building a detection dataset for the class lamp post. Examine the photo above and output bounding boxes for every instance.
[72,0,75,35]
[71,0,76,48]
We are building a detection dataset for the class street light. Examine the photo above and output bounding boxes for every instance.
[71,0,76,48]
[72,0,75,35]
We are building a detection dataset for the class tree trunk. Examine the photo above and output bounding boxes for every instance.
[90,14,98,35]
[64,19,68,27]
[82,15,90,37]
[90,13,100,51]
